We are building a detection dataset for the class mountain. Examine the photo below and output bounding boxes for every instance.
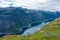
[0,7,60,35]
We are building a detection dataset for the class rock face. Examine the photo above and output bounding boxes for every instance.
[0,7,60,34]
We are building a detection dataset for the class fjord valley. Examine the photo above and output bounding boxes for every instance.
[0,7,60,37]
[0,17,60,40]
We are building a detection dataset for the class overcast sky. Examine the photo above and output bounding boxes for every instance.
[0,0,60,11]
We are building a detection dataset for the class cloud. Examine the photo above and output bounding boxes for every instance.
[0,0,60,11]
[0,0,49,8]
[39,0,60,11]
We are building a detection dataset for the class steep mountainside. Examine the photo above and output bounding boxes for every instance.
[0,7,60,34]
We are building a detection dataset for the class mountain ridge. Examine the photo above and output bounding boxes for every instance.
[0,7,60,35]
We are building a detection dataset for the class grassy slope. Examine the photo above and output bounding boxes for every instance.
[0,18,60,40]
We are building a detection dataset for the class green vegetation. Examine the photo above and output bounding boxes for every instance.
[0,18,60,40]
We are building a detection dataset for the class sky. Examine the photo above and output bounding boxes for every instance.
[0,0,60,11]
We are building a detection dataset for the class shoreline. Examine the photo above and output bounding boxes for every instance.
[22,17,60,36]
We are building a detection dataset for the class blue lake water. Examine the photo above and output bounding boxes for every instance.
[22,22,45,36]
[22,17,60,36]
